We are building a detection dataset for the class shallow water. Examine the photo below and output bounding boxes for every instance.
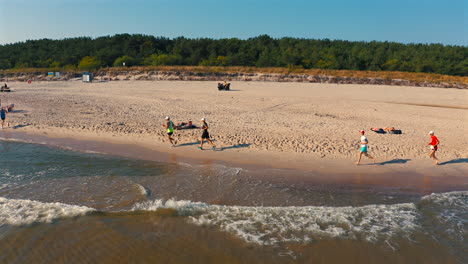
[0,140,467,263]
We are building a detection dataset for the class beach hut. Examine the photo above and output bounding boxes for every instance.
[82,72,93,83]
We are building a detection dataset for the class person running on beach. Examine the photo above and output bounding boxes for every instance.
[1,107,8,129]
[428,131,440,165]
[355,130,376,165]
[198,118,215,150]
[163,116,177,147]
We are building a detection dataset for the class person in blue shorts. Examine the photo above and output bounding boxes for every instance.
[355,130,376,165]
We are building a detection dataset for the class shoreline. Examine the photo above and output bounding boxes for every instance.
[1,80,467,194]
[3,127,467,195]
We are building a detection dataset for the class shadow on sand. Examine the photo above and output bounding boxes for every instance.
[175,139,218,148]
[11,124,31,129]
[218,143,251,151]
[175,141,200,147]
[10,110,27,113]
[439,158,468,165]
[374,159,411,166]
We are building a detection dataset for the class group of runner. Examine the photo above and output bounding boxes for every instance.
[356,130,441,165]
[163,116,441,165]
[163,116,215,150]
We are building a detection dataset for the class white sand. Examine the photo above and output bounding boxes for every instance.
[2,80,467,175]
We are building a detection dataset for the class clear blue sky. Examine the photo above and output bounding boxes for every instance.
[0,0,466,45]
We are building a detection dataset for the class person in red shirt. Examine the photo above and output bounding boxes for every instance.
[428,131,440,165]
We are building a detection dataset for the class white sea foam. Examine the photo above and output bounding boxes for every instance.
[177,162,244,176]
[132,199,418,245]
[133,183,152,197]
[0,137,28,143]
[0,197,95,226]
[420,191,467,242]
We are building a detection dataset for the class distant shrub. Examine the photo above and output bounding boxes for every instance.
[113,55,136,67]
[144,54,181,66]
[78,56,102,71]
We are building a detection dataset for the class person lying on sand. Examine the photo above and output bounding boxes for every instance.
[5,104,14,112]
[370,127,401,134]
[175,121,197,130]
[355,130,376,165]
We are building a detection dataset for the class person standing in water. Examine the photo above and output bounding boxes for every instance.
[1,107,7,128]
[198,118,215,150]
[355,130,376,165]
[428,131,440,165]
[163,116,176,147]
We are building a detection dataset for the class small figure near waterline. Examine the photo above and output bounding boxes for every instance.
[163,116,177,147]
[198,118,215,150]
[355,130,376,165]
[428,131,440,165]
[1,107,8,128]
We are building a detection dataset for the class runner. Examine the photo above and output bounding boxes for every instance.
[355,130,376,165]
[163,116,177,147]
[198,118,215,150]
[427,131,440,165]
[1,107,8,129]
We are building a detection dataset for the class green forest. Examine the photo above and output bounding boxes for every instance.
[0,34,466,76]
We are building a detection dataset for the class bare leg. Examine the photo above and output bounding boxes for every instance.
[364,152,376,163]
[429,150,440,165]
[355,152,363,165]
[199,138,204,149]
[168,135,174,145]
[206,138,215,149]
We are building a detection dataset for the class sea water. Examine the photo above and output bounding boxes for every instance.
[0,139,466,263]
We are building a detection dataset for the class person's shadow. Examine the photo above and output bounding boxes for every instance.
[11,124,31,129]
[374,159,411,166]
[218,143,251,151]
[175,139,217,147]
[439,158,468,165]
[175,141,200,147]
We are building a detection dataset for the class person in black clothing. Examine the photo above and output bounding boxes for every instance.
[198,118,215,150]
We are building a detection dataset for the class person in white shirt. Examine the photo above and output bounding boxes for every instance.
[355,130,376,165]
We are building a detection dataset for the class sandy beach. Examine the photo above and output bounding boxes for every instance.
[1,80,467,176]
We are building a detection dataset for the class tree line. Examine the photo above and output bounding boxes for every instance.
[0,34,466,76]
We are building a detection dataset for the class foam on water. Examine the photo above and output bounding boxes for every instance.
[133,183,152,197]
[132,199,418,245]
[0,197,95,226]
[1,191,466,249]
[419,191,467,243]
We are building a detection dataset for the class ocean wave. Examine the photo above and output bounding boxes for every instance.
[133,183,152,197]
[2,191,466,248]
[0,197,95,226]
[131,199,418,245]
[419,191,467,244]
